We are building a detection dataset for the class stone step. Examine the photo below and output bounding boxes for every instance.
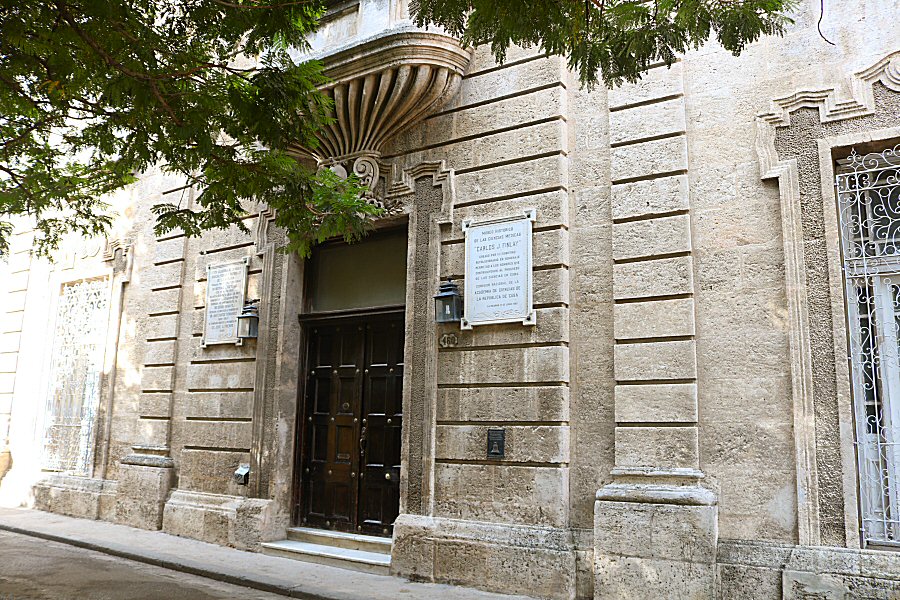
[286,527,392,555]
[259,539,392,576]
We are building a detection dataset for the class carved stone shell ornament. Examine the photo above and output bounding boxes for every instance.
[292,28,472,209]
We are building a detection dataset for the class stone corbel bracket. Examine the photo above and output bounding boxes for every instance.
[753,50,900,547]
[293,28,472,196]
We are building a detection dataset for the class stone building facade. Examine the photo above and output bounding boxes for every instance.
[1,1,899,598]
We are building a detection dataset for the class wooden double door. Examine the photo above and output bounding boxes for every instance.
[297,312,404,536]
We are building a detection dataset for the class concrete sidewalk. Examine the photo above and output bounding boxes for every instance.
[0,507,532,600]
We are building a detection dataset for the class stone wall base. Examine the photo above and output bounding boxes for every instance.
[392,514,579,600]
[718,539,900,599]
[161,489,280,550]
[594,494,718,600]
[113,462,174,530]
[32,474,117,521]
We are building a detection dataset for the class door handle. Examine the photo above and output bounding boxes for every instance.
[359,426,367,453]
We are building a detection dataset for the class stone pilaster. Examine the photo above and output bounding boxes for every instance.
[113,211,187,529]
[594,61,717,600]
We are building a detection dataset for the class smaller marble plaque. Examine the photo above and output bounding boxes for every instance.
[202,258,249,346]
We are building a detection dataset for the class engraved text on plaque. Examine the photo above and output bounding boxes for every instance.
[462,209,535,329]
[203,258,249,346]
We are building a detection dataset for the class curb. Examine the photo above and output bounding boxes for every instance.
[0,522,326,599]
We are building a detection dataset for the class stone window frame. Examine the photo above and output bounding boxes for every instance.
[756,50,900,548]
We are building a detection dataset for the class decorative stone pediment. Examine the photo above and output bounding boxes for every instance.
[294,28,472,197]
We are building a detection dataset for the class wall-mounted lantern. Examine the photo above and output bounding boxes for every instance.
[237,299,260,340]
[434,280,463,324]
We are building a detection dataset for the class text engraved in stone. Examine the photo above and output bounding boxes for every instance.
[203,259,248,346]
[463,213,534,327]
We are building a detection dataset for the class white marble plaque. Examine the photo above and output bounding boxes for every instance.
[202,257,249,346]
[462,209,536,329]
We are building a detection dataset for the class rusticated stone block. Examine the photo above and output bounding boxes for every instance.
[608,61,683,109]
[436,385,569,422]
[454,154,566,206]
[448,189,568,239]
[438,346,569,385]
[612,214,692,261]
[610,97,686,145]
[435,425,569,463]
[145,314,179,341]
[614,297,695,340]
[114,463,174,530]
[611,175,690,221]
[611,136,688,182]
[595,497,717,599]
[613,256,693,300]
[614,340,697,381]
[615,383,698,423]
[614,426,699,469]
[434,463,568,527]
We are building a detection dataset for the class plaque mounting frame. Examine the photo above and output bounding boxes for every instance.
[202,256,250,348]
[460,208,536,330]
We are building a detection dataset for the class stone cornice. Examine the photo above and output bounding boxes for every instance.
[756,50,900,179]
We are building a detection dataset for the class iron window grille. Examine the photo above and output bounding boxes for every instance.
[837,143,900,546]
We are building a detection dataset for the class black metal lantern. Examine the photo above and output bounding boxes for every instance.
[237,299,260,340]
[434,280,463,324]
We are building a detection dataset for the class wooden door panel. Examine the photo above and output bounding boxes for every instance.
[359,317,404,535]
[299,314,403,537]
[301,323,363,532]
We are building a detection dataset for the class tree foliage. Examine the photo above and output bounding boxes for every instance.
[0,0,374,257]
[1,0,797,257]
[411,0,798,88]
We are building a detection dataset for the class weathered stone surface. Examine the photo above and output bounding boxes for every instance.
[141,366,175,391]
[185,360,256,391]
[182,391,254,420]
[145,314,179,341]
[141,262,183,291]
[178,449,252,495]
[448,190,568,239]
[614,298,695,340]
[614,426,699,469]
[611,175,690,220]
[138,392,171,418]
[615,383,698,423]
[438,346,569,385]
[114,464,174,530]
[398,119,565,175]
[609,97,686,145]
[153,237,186,264]
[438,306,568,347]
[434,463,568,527]
[436,385,569,422]
[613,256,693,300]
[614,340,697,381]
[435,425,569,463]
[612,214,692,261]
[608,61,683,110]
[449,56,565,111]
[179,420,252,450]
[454,154,566,206]
[143,340,176,366]
[611,136,688,182]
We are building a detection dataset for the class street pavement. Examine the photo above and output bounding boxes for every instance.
[0,529,289,600]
